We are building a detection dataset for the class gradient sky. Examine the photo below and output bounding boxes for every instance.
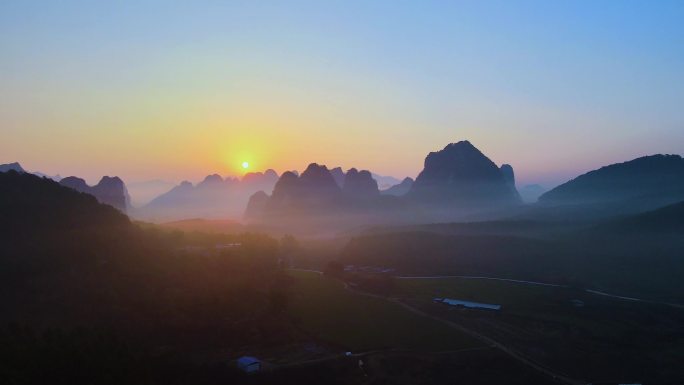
[2,1,683,188]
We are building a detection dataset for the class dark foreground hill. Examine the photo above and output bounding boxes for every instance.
[0,170,128,228]
[1,170,132,275]
[0,171,300,384]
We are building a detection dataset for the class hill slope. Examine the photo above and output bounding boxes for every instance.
[539,154,684,207]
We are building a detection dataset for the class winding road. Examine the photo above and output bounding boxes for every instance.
[290,269,683,308]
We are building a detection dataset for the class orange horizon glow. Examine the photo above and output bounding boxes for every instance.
[3,2,683,189]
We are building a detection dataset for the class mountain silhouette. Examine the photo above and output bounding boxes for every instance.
[246,164,404,220]
[261,164,341,213]
[539,154,684,209]
[342,168,379,198]
[246,142,524,225]
[298,163,341,198]
[244,190,270,218]
[0,162,25,173]
[499,164,522,201]
[329,167,345,187]
[408,141,521,207]
[60,175,130,212]
[1,162,62,181]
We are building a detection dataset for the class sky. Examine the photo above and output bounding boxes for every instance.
[1,0,683,188]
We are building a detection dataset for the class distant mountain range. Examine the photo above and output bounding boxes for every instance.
[328,166,403,191]
[8,147,684,228]
[246,141,523,227]
[245,164,406,222]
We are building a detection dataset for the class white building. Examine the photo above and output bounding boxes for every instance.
[434,297,502,311]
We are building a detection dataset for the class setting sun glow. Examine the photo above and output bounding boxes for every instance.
[241,161,249,169]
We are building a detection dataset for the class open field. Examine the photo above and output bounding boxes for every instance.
[398,276,572,311]
[287,270,481,352]
[397,276,684,383]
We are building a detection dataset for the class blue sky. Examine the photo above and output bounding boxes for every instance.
[1,1,683,187]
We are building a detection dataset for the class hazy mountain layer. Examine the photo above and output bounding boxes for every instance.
[372,173,402,190]
[137,170,278,221]
[126,179,177,206]
[381,177,414,196]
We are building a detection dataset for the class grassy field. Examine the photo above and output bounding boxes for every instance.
[396,277,627,334]
[397,277,575,313]
[397,276,684,382]
[287,270,482,352]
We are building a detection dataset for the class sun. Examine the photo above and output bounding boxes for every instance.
[241,161,249,169]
